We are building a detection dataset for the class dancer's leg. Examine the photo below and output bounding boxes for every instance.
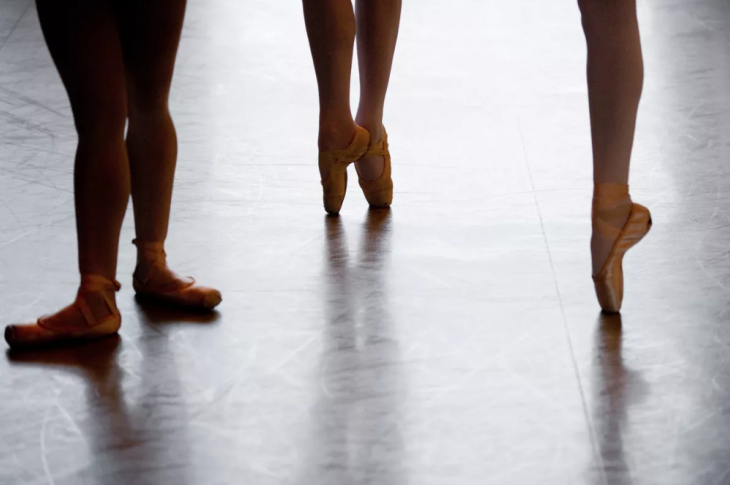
[116,0,186,246]
[39,0,130,281]
[117,0,221,309]
[4,0,129,347]
[302,0,359,181]
[354,0,401,180]
[37,0,128,319]
[579,0,644,274]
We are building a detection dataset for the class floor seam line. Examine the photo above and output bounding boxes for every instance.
[517,121,607,485]
[0,0,32,58]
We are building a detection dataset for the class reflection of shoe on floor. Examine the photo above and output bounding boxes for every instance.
[133,240,222,311]
[5,275,121,350]
[7,334,121,372]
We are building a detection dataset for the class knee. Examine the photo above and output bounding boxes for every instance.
[72,96,127,141]
[128,92,169,118]
[126,77,171,118]
[126,87,175,135]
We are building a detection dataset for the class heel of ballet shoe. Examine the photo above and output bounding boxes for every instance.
[132,240,222,311]
[356,127,393,208]
[5,275,122,349]
[592,203,652,313]
[319,126,371,214]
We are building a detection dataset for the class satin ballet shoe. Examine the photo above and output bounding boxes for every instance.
[132,240,222,310]
[319,126,371,215]
[356,127,393,208]
[592,203,652,313]
[5,275,121,349]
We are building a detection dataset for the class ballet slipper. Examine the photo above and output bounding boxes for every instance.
[5,275,121,349]
[132,240,221,310]
[319,126,371,215]
[592,184,652,313]
[355,126,393,208]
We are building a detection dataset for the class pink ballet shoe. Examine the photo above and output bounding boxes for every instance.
[319,126,371,215]
[5,275,121,349]
[593,203,652,313]
[132,239,222,310]
[355,127,393,208]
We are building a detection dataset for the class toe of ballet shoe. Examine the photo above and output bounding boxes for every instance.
[202,289,222,310]
[4,325,18,347]
[595,290,622,314]
[5,323,57,349]
[5,323,68,349]
[4,320,120,350]
[363,186,393,208]
[323,194,345,215]
[593,274,623,314]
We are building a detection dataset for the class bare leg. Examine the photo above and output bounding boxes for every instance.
[117,0,221,310]
[302,0,359,181]
[354,0,401,180]
[5,0,129,347]
[36,0,129,320]
[116,0,186,246]
[579,0,644,274]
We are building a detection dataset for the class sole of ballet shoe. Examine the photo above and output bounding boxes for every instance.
[4,317,121,350]
[593,203,652,314]
[133,286,222,311]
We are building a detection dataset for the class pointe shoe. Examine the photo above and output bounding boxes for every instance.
[356,127,393,208]
[319,126,371,215]
[5,275,121,349]
[132,240,222,310]
[593,203,652,313]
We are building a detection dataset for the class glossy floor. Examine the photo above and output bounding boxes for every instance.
[1,1,729,484]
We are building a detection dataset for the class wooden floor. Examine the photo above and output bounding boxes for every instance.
[1,1,729,484]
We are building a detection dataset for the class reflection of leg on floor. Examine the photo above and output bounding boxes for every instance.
[7,337,133,481]
[10,323,196,484]
[591,314,648,484]
[354,209,404,484]
[297,210,404,483]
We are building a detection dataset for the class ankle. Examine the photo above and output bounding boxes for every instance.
[591,184,632,261]
[355,104,383,136]
[135,256,154,273]
[593,183,630,205]
[77,284,119,319]
[133,241,166,272]
[354,116,383,143]
[593,184,631,216]
[318,120,357,151]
